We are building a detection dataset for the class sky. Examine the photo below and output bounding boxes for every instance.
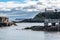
[0,0,60,11]
[0,0,60,21]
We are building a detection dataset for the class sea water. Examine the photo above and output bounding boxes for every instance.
[0,23,60,40]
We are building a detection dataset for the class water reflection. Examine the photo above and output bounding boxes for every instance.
[44,32,60,40]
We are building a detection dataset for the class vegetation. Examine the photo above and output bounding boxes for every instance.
[34,12,60,19]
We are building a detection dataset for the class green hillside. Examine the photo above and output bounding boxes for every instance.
[34,12,60,19]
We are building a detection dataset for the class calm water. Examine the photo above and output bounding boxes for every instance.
[0,23,60,40]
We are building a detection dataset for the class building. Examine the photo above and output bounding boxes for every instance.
[45,8,58,12]
[44,9,60,26]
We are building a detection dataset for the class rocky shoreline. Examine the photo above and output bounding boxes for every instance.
[24,25,60,31]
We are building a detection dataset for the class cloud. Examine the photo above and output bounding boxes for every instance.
[38,0,60,9]
[0,0,60,12]
[0,1,39,12]
[1,0,60,20]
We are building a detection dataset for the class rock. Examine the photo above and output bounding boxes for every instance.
[45,26,60,31]
[12,23,17,26]
[24,25,60,31]
[31,26,44,31]
[24,27,31,29]
[24,26,44,31]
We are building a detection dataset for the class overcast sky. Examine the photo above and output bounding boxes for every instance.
[0,0,60,11]
[0,0,60,21]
